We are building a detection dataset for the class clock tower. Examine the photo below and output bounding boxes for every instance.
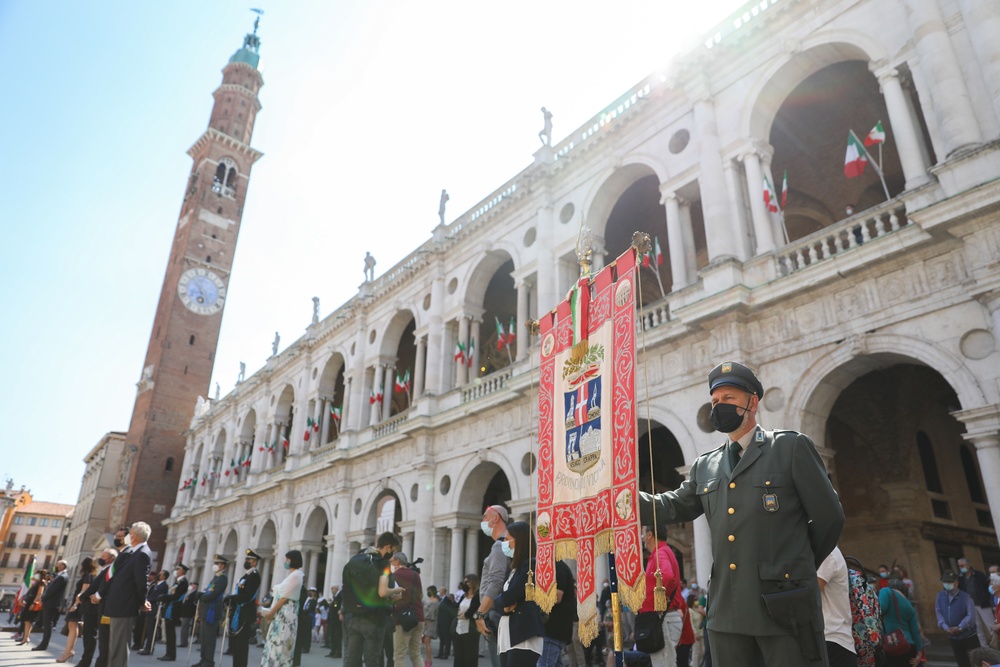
[109,23,265,561]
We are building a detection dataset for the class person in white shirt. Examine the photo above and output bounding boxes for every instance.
[817,546,857,667]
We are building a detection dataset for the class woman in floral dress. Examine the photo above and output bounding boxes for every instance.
[261,550,304,667]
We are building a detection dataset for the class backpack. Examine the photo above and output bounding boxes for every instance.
[844,556,886,667]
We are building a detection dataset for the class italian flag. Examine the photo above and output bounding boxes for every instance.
[373,385,384,404]
[12,556,36,615]
[467,337,475,368]
[864,121,885,146]
[224,458,236,476]
[454,341,466,364]
[650,236,663,267]
[241,454,251,468]
[844,131,868,178]
[200,473,208,487]
[495,317,507,350]
[330,404,342,422]
[281,435,289,453]
[507,317,516,346]
[763,175,779,213]
[312,415,320,432]
[304,417,314,441]
[394,370,411,394]
[781,170,788,209]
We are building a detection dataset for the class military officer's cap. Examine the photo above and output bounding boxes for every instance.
[213,554,229,565]
[708,361,764,398]
[246,549,261,561]
[175,563,190,572]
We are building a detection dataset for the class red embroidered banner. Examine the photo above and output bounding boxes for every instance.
[534,247,642,645]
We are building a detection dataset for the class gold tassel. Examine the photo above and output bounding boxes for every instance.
[653,570,667,612]
[524,569,536,602]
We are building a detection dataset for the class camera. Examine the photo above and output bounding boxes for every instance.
[411,557,424,574]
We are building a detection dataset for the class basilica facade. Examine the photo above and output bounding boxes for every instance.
[162,0,1000,631]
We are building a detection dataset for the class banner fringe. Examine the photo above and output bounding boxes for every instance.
[577,596,600,647]
[594,530,614,556]
[531,580,558,614]
[618,576,646,613]
[554,540,578,561]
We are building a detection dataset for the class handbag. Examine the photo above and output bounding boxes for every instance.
[634,612,666,653]
[881,590,912,657]
[30,596,43,612]
[399,608,419,632]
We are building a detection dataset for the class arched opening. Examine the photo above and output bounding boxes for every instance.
[638,422,691,578]
[824,362,997,624]
[237,409,257,482]
[208,429,226,493]
[380,312,417,415]
[256,519,278,592]
[302,506,330,590]
[466,251,517,378]
[368,490,403,535]
[458,462,512,567]
[318,355,347,443]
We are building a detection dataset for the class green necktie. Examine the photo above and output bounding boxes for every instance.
[730,442,742,472]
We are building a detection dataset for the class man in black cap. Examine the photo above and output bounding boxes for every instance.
[225,549,261,667]
[195,555,229,667]
[158,563,189,661]
[640,361,844,666]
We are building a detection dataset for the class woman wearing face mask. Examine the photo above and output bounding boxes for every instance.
[880,578,922,667]
[57,557,97,663]
[453,574,480,667]
[261,550,304,667]
[494,521,545,667]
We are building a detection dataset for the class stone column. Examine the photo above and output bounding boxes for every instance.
[381,363,394,421]
[329,492,351,586]
[956,0,1000,124]
[449,527,465,593]
[902,0,982,155]
[740,148,777,254]
[464,527,478,579]
[307,550,321,589]
[875,67,933,189]
[722,158,752,261]
[320,398,332,445]
[678,201,698,284]
[402,533,414,559]
[414,337,427,400]
[455,317,470,387]
[260,558,272,597]
[535,201,558,314]
[954,406,1000,538]
[342,376,353,433]
[693,97,737,261]
[470,320,481,379]
[660,191,689,290]
[323,534,338,592]
[411,466,434,583]
[425,275,445,395]
[275,509,294,572]
[516,281,530,361]
[432,528,448,590]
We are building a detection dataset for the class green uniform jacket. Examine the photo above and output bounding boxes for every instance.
[639,426,844,636]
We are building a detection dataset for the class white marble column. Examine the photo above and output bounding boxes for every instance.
[307,550,320,589]
[660,191,689,290]
[381,363,394,421]
[957,0,1000,125]
[342,377,353,434]
[535,201,558,314]
[740,148,777,254]
[320,398,332,445]
[411,466,434,583]
[464,527,478,580]
[425,276,445,396]
[875,67,933,189]
[722,157,752,261]
[678,201,698,284]
[455,317,470,387]
[693,97,737,261]
[515,280,530,361]
[432,528,448,590]
[953,404,1000,539]
[260,559,273,597]
[470,320,481,379]
[902,0,982,155]
[323,534,337,593]
[402,533,414,559]
[414,337,427,400]
[449,527,465,593]
[329,492,351,586]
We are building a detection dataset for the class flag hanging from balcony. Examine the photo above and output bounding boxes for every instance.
[763,175,779,212]
[454,341,466,365]
[844,131,868,178]
[495,317,507,350]
[534,246,642,647]
[467,338,475,368]
[864,120,885,146]
[508,317,516,346]
[781,170,789,209]
[330,404,342,422]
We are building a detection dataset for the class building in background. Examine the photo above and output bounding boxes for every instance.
[62,432,126,599]
[0,483,32,605]
[0,500,75,606]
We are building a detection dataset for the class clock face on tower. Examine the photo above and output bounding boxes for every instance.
[177,268,226,315]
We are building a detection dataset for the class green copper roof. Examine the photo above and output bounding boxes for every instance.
[229,32,261,69]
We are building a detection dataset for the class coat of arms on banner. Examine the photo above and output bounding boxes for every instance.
[532,247,643,647]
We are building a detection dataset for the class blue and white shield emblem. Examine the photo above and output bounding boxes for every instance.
[564,376,602,474]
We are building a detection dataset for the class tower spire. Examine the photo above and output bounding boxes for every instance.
[231,9,263,69]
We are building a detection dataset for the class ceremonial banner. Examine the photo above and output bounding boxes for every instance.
[534,247,642,646]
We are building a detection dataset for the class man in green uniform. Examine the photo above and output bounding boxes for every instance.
[640,361,844,666]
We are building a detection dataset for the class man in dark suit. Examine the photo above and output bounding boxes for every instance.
[139,570,169,654]
[224,549,261,667]
[158,563,189,662]
[195,555,229,667]
[32,559,69,651]
[640,361,844,667]
[85,529,128,667]
[98,521,153,667]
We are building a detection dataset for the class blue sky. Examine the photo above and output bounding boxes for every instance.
[0,0,746,504]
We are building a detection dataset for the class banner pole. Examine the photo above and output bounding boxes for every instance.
[608,552,625,667]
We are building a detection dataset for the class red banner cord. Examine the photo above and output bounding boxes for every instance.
[634,235,668,612]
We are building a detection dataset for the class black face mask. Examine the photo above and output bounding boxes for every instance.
[244,560,253,570]
[98,558,106,567]
[709,396,752,433]
[113,538,124,548]
[460,583,469,593]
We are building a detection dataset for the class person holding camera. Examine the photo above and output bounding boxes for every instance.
[391,552,425,667]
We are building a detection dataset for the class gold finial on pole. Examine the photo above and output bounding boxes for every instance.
[576,216,593,278]
[632,231,652,256]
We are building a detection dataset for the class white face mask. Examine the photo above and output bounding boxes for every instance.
[481,520,492,536]
[124,534,133,547]
[215,564,224,573]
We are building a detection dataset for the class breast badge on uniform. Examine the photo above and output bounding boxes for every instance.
[762,493,779,512]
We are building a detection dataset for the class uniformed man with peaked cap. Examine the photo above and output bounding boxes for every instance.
[640,361,845,666]
[225,549,261,667]
[195,555,229,667]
